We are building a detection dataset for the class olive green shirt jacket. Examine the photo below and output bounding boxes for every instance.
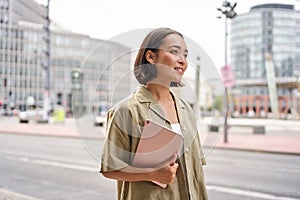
[100,86,208,200]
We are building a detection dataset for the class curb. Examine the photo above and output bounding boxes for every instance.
[203,145,300,156]
[0,130,105,140]
[2,130,299,156]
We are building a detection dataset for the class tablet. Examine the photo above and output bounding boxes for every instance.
[132,119,184,188]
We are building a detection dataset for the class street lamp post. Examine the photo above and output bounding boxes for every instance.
[298,75,300,116]
[42,0,51,122]
[195,56,201,113]
[217,0,237,143]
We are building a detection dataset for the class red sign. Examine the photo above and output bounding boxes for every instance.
[221,64,235,88]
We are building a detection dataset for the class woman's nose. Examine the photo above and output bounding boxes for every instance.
[177,55,187,66]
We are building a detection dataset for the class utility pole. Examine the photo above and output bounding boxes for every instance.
[195,56,201,112]
[217,0,237,143]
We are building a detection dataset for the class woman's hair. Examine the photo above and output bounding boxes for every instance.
[134,27,184,87]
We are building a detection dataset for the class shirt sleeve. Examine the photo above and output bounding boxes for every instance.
[100,108,133,172]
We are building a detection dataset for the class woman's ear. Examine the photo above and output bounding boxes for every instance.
[145,50,156,64]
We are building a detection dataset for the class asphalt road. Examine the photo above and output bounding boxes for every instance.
[204,148,300,200]
[0,133,300,200]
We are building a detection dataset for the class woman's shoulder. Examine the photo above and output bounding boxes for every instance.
[108,87,144,113]
[107,88,147,129]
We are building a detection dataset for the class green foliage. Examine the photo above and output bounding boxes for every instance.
[212,95,223,111]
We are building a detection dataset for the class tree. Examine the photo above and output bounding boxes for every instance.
[213,95,224,112]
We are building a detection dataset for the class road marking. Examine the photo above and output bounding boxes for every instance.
[6,155,300,200]
[207,185,300,200]
[207,157,300,174]
[0,188,41,200]
[6,155,99,173]
[1,149,97,167]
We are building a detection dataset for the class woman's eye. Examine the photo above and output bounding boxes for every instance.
[170,50,179,55]
[169,49,188,58]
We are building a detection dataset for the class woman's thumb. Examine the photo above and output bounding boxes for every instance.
[169,153,177,166]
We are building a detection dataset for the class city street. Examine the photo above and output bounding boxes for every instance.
[0,133,115,200]
[0,133,300,200]
[2,0,300,199]
[205,148,300,200]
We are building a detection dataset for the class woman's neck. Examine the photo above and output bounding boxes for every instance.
[144,83,172,101]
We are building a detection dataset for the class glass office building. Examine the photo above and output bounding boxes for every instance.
[0,0,131,115]
[230,3,300,118]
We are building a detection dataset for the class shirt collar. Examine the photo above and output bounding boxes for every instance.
[134,86,186,124]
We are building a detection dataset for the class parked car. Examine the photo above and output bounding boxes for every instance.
[94,114,106,127]
[18,109,47,123]
[94,104,108,127]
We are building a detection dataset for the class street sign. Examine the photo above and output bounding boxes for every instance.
[221,64,235,88]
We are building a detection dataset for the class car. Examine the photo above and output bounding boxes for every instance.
[18,109,48,123]
[94,114,106,127]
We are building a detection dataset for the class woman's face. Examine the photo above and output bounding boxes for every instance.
[147,34,188,86]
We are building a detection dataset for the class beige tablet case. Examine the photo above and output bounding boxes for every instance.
[132,119,184,188]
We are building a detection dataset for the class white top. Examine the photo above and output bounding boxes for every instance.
[171,123,183,155]
[171,123,182,135]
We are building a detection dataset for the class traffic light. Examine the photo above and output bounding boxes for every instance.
[71,68,84,117]
[71,68,83,90]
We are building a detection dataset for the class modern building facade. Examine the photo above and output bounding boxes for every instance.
[0,0,131,115]
[230,3,300,118]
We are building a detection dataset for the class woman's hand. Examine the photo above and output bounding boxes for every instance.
[102,153,179,184]
[147,153,179,184]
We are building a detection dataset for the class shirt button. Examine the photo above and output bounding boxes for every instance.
[185,148,189,153]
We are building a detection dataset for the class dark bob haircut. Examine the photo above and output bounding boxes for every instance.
[133,27,185,87]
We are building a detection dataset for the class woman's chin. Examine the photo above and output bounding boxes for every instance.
[172,76,183,83]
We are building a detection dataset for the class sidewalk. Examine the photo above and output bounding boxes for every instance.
[201,117,300,155]
[202,132,300,155]
[0,116,106,139]
[1,116,300,155]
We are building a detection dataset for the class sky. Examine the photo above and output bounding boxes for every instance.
[36,0,300,69]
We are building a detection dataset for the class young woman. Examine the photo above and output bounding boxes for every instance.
[100,27,208,200]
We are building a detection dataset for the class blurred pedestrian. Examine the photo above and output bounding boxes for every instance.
[100,27,208,200]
